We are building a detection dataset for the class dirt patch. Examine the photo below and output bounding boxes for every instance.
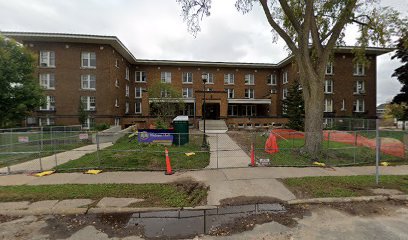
[220,196,285,206]
[0,215,21,223]
[173,178,209,206]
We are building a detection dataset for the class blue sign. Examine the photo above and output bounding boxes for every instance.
[138,129,174,144]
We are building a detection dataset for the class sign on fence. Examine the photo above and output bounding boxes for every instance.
[18,136,29,143]
[138,129,174,145]
[79,133,89,140]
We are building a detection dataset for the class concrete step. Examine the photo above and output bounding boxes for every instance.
[199,120,228,133]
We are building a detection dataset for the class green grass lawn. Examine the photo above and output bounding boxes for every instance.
[0,183,208,207]
[281,175,408,199]
[56,134,210,171]
[357,130,405,142]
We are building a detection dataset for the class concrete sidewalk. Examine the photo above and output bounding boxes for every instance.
[206,133,249,168]
[1,165,407,205]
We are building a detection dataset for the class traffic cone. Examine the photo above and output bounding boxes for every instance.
[249,143,256,167]
[165,147,174,175]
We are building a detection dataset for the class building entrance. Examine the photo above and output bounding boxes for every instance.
[203,103,220,120]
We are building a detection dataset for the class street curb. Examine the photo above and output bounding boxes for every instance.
[287,194,408,205]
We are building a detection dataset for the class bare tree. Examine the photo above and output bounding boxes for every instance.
[177,0,407,157]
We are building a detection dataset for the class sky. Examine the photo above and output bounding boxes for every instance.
[0,0,406,105]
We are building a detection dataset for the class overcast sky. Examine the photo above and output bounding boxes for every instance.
[0,0,406,105]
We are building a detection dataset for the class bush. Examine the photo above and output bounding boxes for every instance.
[94,123,110,131]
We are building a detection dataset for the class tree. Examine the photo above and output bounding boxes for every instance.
[0,35,44,128]
[282,80,305,131]
[392,34,408,104]
[177,0,407,157]
[78,101,88,127]
[384,103,408,130]
[148,82,185,128]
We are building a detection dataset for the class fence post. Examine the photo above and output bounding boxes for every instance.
[52,127,58,169]
[96,132,101,168]
[178,133,181,147]
[39,127,43,171]
[9,128,13,153]
[216,133,219,169]
[353,131,357,164]
[375,119,380,184]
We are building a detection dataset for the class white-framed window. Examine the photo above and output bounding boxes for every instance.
[161,89,171,98]
[114,117,120,126]
[324,118,334,128]
[39,73,55,89]
[115,98,119,108]
[115,79,119,88]
[353,99,365,112]
[182,104,194,116]
[225,88,234,99]
[81,96,96,111]
[282,71,288,84]
[324,79,333,94]
[244,105,256,116]
[39,51,55,67]
[354,80,365,94]
[182,88,193,98]
[267,74,277,85]
[39,117,55,126]
[282,88,288,99]
[244,74,255,85]
[228,105,238,116]
[125,101,129,114]
[40,96,56,111]
[326,62,333,75]
[182,72,193,84]
[245,89,254,99]
[204,73,214,84]
[224,73,235,85]
[81,52,96,68]
[82,117,95,129]
[353,62,365,76]
[135,71,147,82]
[135,101,142,114]
[135,87,143,98]
[81,74,96,90]
[125,67,130,80]
[341,99,346,111]
[115,59,119,68]
[161,72,172,83]
[324,98,333,112]
[125,84,129,97]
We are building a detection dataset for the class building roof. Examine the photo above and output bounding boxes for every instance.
[1,31,394,68]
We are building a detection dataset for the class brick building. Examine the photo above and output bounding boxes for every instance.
[2,32,392,129]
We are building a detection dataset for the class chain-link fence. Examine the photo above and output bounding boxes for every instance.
[1,127,407,174]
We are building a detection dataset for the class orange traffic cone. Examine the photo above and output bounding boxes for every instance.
[249,143,256,167]
[165,147,174,175]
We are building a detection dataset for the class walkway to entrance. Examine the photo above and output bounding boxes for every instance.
[198,120,228,133]
[206,133,249,168]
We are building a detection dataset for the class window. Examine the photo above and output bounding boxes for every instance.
[324,98,333,112]
[39,51,55,67]
[282,71,288,84]
[226,88,234,99]
[353,62,365,76]
[39,73,55,89]
[161,89,171,98]
[182,72,193,83]
[135,71,147,82]
[182,104,194,116]
[81,52,96,68]
[115,79,119,88]
[224,73,234,84]
[125,84,129,97]
[324,118,334,128]
[40,96,56,111]
[81,74,96,90]
[228,105,238,116]
[115,98,119,107]
[243,105,256,116]
[135,87,143,98]
[39,117,55,126]
[341,99,346,111]
[81,96,96,111]
[267,74,277,85]
[324,79,333,94]
[326,62,333,75]
[82,117,95,129]
[182,88,193,98]
[115,118,120,126]
[115,59,119,68]
[125,101,129,114]
[135,101,142,114]
[353,99,365,112]
[161,72,172,83]
[245,89,254,99]
[204,73,214,84]
[282,88,288,99]
[125,67,130,80]
[354,80,365,94]
[245,74,255,85]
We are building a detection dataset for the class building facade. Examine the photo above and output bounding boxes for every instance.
[3,32,391,129]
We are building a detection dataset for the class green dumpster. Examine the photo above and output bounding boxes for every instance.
[173,116,189,145]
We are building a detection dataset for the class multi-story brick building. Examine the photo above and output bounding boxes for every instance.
[3,32,392,129]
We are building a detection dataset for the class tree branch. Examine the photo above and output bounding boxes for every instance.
[278,0,301,33]
[259,0,298,54]
[310,7,323,56]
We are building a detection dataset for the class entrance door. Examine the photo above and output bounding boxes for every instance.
[203,103,220,120]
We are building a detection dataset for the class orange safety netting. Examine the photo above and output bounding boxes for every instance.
[265,132,279,154]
